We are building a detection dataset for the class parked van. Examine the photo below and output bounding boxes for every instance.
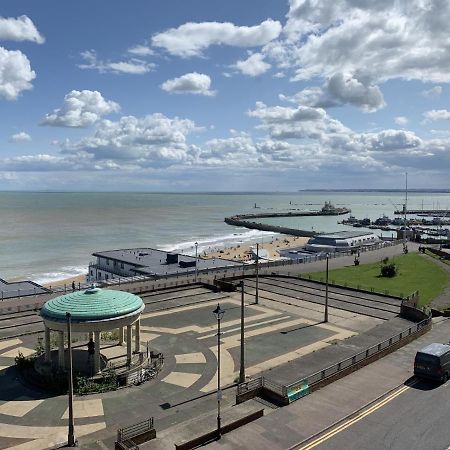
[414,343,450,382]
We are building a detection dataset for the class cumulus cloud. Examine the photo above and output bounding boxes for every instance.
[0,47,35,100]
[78,50,155,74]
[42,90,120,127]
[0,15,44,44]
[161,72,215,96]
[62,113,198,168]
[423,109,450,122]
[421,86,442,99]
[280,73,385,111]
[10,131,31,142]
[234,53,271,77]
[152,19,281,57]
[394,116,408,126]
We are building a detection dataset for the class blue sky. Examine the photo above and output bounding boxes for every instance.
[1,0,450,191]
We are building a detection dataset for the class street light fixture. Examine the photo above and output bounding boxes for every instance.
[194,242,198,282]
[255,243,259,305]
[239,281,245,384]
[213,303,225,439]
[324,253,329,323]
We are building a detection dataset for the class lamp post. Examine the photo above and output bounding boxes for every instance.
[66,312,76,447]
[195,242,198,282]
[213,303,225,439]
[324,253,329,323]
[239,281,245,384]
[255,243,259,305]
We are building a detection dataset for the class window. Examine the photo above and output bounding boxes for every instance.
[121,262,124,269]
[106,259,110,265]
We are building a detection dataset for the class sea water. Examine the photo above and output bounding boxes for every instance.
[0,191,449,283]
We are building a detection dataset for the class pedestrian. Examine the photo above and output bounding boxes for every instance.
[72,281,76,291]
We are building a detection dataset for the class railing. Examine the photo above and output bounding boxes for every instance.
[239,314,432,402]
[117,418,154,449]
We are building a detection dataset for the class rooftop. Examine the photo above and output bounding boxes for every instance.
[93,247,241,277]
[316,231,378,240]
[418,343,450,357]
[0,279,49,300]
[40,286,144,323]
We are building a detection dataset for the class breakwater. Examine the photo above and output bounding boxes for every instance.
[394,209,450,215]
[224,206,351,237]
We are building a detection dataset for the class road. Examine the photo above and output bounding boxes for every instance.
[302,377,450,450]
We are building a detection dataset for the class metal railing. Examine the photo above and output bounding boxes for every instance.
[117,417,154,449]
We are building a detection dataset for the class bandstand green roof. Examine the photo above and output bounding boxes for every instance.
[40,287,144,322]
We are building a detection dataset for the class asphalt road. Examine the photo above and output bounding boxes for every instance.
[307,377,450,450]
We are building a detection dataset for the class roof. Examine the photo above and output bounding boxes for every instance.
[0,278,49,299]
[40,286,144,323]
[92,247,240,277]
[316,231,378,239]
[418,343,450,357]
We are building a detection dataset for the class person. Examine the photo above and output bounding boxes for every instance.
[72,281,76,291]
[87,338,95,362]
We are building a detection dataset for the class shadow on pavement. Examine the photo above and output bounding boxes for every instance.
[405,376,442,391]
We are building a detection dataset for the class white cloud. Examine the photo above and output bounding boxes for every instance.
[10,131,31,142]
[423,109,450,122]
[0,15,44,44]
[78,50,155,75]
[62,114,198,168]
[42,90,120,127]
[421,86,442,99]
[234,53,271,77]
[394,116,408,126]
[152,19,282,57]
[127,45,153,56]
[0,47,35,100]
[161,72,215,96]
[280,73,385,111]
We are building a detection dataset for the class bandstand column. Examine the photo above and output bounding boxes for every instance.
[94,331,100,373]
[89,331,94,341]
[126,325,132,365]
[44,326,51,363]
[58,331,65,370]
[134,320,140,353]
[118,327,124,345]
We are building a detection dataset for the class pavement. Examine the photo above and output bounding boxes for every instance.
[205,316,450,450]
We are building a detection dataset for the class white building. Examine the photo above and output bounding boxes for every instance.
[305,231,380,253]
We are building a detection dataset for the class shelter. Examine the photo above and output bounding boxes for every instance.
[40,286,144,374]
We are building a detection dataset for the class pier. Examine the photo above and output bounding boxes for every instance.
[394,209,450,215]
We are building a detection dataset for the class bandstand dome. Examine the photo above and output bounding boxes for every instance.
[40,286,145,373]
[41,286,144,324]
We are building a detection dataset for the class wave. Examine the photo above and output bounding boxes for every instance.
[32,265,87,286]
[158,229,279,256]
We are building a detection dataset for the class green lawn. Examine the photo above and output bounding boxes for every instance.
[305,253,449,306]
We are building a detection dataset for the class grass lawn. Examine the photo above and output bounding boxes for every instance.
[305,253,449,306]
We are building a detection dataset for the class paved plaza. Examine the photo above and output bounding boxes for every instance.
[0,276,410,449]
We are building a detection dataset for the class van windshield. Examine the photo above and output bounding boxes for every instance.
[416,353,440,366]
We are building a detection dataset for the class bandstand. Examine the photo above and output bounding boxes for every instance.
[40,286,145,374]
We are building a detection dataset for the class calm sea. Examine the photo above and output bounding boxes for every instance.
[1,191,449,284]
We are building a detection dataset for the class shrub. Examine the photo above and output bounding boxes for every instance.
[15,351,36,369]
[381,263,397,278]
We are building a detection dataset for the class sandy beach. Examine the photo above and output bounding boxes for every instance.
[202,234,310,262]
[43,273,87,289]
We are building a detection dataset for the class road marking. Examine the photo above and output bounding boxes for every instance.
[298,382,415,450]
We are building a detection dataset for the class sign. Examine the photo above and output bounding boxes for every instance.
[287,380,310,403]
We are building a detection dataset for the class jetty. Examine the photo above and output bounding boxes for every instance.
[224,202,351,237]
[394,209,450,215]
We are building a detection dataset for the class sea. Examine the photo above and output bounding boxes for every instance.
[1,191,449,285]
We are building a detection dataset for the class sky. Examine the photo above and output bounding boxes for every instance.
[1,0,450,191]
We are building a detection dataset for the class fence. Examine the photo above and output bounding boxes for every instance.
[237,313,432,404]
[116,418,155,449]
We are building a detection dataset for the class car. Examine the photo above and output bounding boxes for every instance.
[414,343,450,383]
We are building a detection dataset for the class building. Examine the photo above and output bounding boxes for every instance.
[0,278,49,300]
[305,231,380,253]
[87,248,240,283]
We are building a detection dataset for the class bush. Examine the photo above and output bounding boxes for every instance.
[15,351,36,369]
[381,263,397,278]
[75,368,118,395]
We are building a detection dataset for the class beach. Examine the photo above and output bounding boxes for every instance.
[202,234,310,261]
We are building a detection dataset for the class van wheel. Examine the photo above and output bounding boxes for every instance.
[443,373,448,383]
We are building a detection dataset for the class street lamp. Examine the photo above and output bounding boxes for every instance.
[324,253,329,323]
[239,281,245,384]
[213,303,225,439]
[195,242,198,282]
[66,312,76,447]
[255,243,259,305]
